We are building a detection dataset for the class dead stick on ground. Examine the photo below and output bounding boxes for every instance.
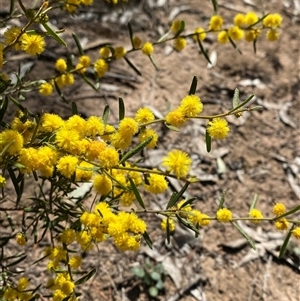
[166,274,204,301]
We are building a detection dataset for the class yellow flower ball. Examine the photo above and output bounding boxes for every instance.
[272,203,286,216]
[20,33,45,55]
[217,31,229,44]
[55,58,67,73]
[209,15,223,31]
[216,208,232,222]
[174,37,187,51]
[249,208,263,224]
[207,118,230,139]
[193,27,206,42]
[141,42,154,56]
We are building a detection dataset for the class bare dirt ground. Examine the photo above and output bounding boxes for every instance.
[1,0,300,300]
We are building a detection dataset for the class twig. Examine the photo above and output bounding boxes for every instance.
[262,255,272,300]
[166,274,204,301]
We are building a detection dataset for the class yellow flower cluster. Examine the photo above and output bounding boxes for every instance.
[80,202,147,251]
[165,94,203,127]
[3,277,33,301]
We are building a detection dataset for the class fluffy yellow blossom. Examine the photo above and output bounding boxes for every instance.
[217,31,229,44]
[55,58,67,73]
[162,149,192,178]
[179,94,203,117]
[161,218,176,232]
[272,203,286,216]
[0,129,24,156]
[65,0,81,13]
[144,172,168,194]
[85,140,106,160]
[244,12,258,26]
[17,277,29,291]
[245,29,261,42]
[263,13,283,28]
[85,116,105,137]
[18,147,40,173]
[291,227,300,239]
[275,218,289,231]
[132,36,142,49]
[138,128,158,149]
[120,191,135,206]
[165,109,186,127]
[216,208,232,222]
[0,175,6,188]
[141,42,154,55]
[55,127,81,154]
[209,15,223,31]
[16,233,27,245]
[249,208,263,224]
[79,55,91,67]
[39,81,53,96]
[174,37,186,51]
[228,26,244,40]
[135,107,155,124]
[60,228,77,245]
[171,20,182,33]
[81,0,93,5]
[68,255,82,268]
[40,113,64,132]
[114,46,126,59]
[4,26,22,50]
[94,58,108,77]
[111,131,132,150]
[234,14,245,27]
[266,29,279,41]
[56,155,79,179]
[99,46,111,58]
[98,147,119,168]
[118,117,139,137]
[93,174,112,195]
[20,33,45,55]
[207,118,230,139]
[53,289,66,301]
[193,27,206,42]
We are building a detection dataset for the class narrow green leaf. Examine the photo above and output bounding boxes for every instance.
[157,30,170,43]
[118,97,125,121]
[6,254,27,267]
[228,36,242,55]
[166,182,189,209]
[180,197,196,209]
[211,0,218,14]
[71,101,78,115]
[253,39,257,54]
[75,268,96,285]
[166,218,171,244]
[197,36,212,65]
[128,22,134,48]
[174,21,185,37]
[5,212,15,231]
[279,226,294,258]
[232,222,256,250]
[9,0,15,15]
[54,80,68,103]
[7,168,20,196]
[123,56,142,76]
[149,55,158,71]
[42,22,67,47]
[28,115,40,146]
[0,76,11,94]
[8,95,26,112]
[102,104,110,126]
[250,194,258,211]
[232,88,240,109]
[119,136,153,165]
[128,177,145,209]
[274,204,300,220]
[228,94,255,114]
[143,231,153,249]
[217,190,226,210]
[176,214,199,234]
[164,123,180,132]
[205,127,212,152]
[72,33,84,55]
[81,73,99,91]
[188,76,198,95]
